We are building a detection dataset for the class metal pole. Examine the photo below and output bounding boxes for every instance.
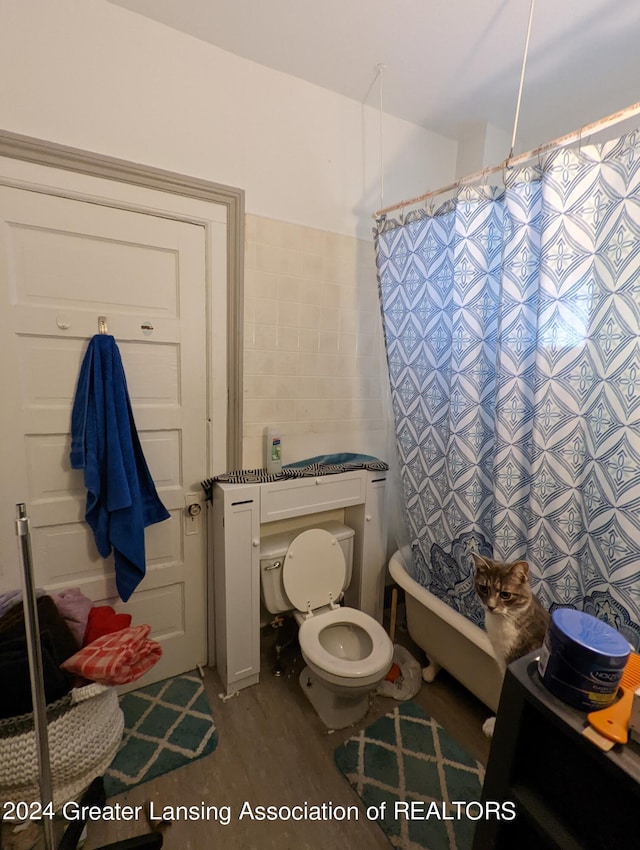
[15,502,55,850]
[373,98,640,217]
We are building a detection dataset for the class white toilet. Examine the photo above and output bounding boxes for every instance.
[260,521,394,729]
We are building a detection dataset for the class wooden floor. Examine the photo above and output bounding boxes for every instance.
[3,613,492,850]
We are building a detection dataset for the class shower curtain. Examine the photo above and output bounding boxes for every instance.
[376,128,640,649]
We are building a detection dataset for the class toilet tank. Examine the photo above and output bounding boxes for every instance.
[259,521,355,615]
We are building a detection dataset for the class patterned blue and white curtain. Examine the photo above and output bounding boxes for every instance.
[376,128,640,648]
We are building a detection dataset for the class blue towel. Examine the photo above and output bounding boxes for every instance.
[70,335,170,602]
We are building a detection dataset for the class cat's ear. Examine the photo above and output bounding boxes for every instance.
[511,561,530,582]
[471,552,490,571]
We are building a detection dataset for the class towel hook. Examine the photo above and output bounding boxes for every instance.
[98,316,108,335]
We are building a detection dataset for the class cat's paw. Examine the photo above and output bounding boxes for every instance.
[482,716,496,738]
[421,660,441,683]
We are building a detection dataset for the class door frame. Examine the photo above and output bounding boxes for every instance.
[0,128,244,472]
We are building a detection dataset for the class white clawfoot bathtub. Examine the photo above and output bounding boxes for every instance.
[389,546,503,712]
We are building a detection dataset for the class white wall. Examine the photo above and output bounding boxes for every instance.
[455,122,511,180]
[0,0,458,468]
[0,0,456,240]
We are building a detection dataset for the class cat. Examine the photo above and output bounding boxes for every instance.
[471,552,549,737]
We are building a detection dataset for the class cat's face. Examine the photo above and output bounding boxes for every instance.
[471,553,532,616]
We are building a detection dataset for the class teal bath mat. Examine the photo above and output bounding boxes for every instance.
[334,701,484,850]
[104,671,218,797]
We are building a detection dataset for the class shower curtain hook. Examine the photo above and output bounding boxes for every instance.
[577,124,590,156]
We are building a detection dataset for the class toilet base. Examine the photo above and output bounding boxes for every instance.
[298,666,371,730]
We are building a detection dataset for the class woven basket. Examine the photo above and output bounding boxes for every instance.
[0,682,124,808]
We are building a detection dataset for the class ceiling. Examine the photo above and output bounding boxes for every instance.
[107,0,640,152]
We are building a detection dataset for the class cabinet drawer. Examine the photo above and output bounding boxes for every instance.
[260,471,366,522]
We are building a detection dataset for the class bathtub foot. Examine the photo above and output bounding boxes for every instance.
[421,659,441,683]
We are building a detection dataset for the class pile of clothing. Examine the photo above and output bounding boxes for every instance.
[0,588,161,721]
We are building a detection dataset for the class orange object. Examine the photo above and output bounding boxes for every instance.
[385,662,402,683]
[587,651,640,744]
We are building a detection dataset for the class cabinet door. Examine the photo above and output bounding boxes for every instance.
[213,484,260,692]
[361,474,388,622]
[260,472,366,522]
[345,472,388,622]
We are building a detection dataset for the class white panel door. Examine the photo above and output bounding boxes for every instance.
[0,186,209,685]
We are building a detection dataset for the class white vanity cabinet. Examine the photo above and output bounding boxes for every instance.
[211,469,388,695]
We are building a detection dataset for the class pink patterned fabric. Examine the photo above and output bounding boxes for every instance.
[61,624,161,685]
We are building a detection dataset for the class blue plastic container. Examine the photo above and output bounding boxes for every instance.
[538,609,630,711]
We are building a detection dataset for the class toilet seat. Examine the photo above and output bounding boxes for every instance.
[282,528,345,613]
[299,606,392,679]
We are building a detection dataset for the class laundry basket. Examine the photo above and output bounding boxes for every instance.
[0,681,124,808]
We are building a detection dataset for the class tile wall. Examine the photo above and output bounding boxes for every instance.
[243,214,389,468]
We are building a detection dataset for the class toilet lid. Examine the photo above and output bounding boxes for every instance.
[282,528,345,612]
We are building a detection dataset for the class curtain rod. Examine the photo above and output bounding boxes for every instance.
[374,100,640,219]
